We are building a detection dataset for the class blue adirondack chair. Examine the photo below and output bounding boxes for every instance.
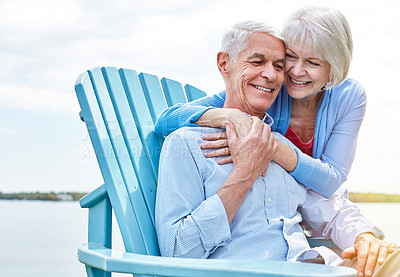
[75,66,357,277]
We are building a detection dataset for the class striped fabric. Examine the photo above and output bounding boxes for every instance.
[155,126,382,265]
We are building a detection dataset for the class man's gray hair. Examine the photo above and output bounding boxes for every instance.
[282,6,353,88]
[221,21,282,62]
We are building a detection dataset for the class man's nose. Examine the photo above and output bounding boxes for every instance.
[261,64,277,80]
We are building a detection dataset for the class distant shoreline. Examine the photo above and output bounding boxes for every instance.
[0,192,86,202]
[348,192,400,203]
[1,191,399,203]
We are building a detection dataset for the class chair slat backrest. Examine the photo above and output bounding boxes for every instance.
[161,77,187,106]
[138,73,168,124]
[184,84,207,102]
[76,68,152,255]
[118,68,162,182]
[75,66,207,257]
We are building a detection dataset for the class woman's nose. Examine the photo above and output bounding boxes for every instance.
[289,61,306,76]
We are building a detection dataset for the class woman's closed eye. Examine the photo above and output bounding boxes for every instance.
[285,53,297,60]
[307,60,321,66]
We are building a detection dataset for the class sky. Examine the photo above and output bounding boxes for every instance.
[0,0,399,194]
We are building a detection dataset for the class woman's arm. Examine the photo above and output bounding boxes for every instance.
[197,108,254,138]
[289,80,367,197]
[155,80,366,198]
[200,81,367,198]
[272,141,297,172]
[154,91,226,136]
[199,111,298,172]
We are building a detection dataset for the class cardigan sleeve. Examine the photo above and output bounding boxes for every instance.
[154,80,367,198]
[289,80,367,197]
[300,189,384,251]
[154,91,226,136]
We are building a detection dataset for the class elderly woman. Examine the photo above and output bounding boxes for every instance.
[154,6,364,199]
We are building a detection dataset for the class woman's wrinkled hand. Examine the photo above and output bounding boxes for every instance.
[200,132,233,165]
[224,109,252,138]
[200,111,253,165]
[342,232,398,277]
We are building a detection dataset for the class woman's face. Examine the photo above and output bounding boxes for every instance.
[284,43,331,100]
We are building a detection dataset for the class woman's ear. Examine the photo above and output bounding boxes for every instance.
[217,52,230,77]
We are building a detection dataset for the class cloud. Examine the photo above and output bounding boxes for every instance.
[0,0,229,117]
[1,0,399,194]
[0,82,78,114]
[0,125,15,135]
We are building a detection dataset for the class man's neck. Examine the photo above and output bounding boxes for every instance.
[224,90,264,119]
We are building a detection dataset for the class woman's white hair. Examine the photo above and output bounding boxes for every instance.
[221,21,281,62]
[282,6,353,88]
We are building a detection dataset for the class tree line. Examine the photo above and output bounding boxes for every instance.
[1,191,399,202]
[0,191,87,201]
[349,192,400,203]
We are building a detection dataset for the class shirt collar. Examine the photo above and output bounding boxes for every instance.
[244,112,274,126]
[262,113,274,126]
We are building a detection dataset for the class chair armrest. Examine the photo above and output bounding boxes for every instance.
[79,184,107,208]
[78,243,356,277]
[79,185,112,248]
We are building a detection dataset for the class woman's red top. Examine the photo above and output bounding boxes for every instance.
[284,128,314,157]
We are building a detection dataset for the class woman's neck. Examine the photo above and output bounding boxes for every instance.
[289,90,323,143]
[291,90,323,112]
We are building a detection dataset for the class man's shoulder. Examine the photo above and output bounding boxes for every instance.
[161,127,223,165]
[273,131,289,143]
[163,127,224,153]
[272,131,285,140]
[166,126,223,141]
[272,131,299,150]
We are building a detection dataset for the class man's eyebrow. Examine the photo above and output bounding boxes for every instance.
[249,53,285,64]
[249,53,266,59]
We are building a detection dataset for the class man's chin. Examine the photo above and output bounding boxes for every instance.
[249,104,273,118]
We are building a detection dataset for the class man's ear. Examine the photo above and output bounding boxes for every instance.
[217,52,230,77]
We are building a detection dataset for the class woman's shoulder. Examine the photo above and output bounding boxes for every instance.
[331,78,366,99]
[325,78,367,116]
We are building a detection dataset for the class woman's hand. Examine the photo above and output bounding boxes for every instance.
[342,232,398,277]
[196,108,252,137]
[199,109,252,164]
[200,132,232,165]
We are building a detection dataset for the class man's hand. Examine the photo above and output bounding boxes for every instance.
[216,117,277,223]
[342,232,398,277]
[225,116,277,178]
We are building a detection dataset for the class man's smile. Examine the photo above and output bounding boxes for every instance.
[251,84,273,92]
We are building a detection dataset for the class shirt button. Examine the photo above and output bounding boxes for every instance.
[267,197,272,203]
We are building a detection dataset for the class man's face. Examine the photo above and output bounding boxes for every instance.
[224,32,285,118]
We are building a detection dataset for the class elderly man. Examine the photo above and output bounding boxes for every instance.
[155,21,399,277]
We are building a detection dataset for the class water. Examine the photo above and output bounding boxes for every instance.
[1,200,399,277]
[0,200,88,277]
